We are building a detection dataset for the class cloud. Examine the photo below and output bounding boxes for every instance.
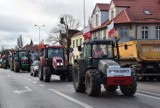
[0,0,110,49]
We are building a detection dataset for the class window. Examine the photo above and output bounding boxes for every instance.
[76,39,78,47]
[96,14,99,26]
[142,26,149,39]
[73,40,75,48]
[80,38,82,46]
[119,26,128,41]
[144,10,151,15]
[111,10,114,19]
[103,29,106,39]
[156,26,160,39]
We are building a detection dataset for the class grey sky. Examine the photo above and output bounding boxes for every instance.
[0,0,110,49]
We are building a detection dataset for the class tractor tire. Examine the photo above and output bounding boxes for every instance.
[14,62,20,72]
[85,69,101,96]
[39,66,43,81]
[72,63,86,92]
[120,71,137,96]
[104,85,118,92]
[67,65,73,82]
[43,67,51,82]
[33,72,37,77]
[60,75,67,81]
[30,72,33,76]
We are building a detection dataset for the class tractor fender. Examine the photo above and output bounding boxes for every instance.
[98,60,120,74]
[39,57,44,67]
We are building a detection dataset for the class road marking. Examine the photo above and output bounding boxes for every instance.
[39,84,45,87]
[13,86,32,94]
[0,75,10,78]
[68,84,74,88]
[136,93,160,100]
[27,79,31,81]
[49,89,92,108]
[32,81,37,84]
[137,90,160,97]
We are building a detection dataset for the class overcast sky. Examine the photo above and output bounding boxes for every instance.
[0,0,110,49]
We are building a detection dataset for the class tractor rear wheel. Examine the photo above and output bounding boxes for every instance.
[14,62,20,72]
[72,63,86,92]
[43,67,51,82]
[120,72,137,96]
[104,85,118,92]
[85,69,101,96]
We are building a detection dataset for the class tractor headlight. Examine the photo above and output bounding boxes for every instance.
[60,63,63,66]
[57,63,60,66]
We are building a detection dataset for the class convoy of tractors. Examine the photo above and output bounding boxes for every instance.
[1,38,160,97]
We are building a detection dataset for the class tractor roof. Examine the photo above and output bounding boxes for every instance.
[83,39,114,44]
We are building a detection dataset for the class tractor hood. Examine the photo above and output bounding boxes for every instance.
[98,60,120,74]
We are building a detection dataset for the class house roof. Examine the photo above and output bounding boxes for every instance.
[97,3,110,11]
[114,0,160,24]
[91,3,109,17]
[113,0,137,7]
[72,31,83,38]
[22,44,39,51]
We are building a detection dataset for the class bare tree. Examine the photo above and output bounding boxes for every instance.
[17,34,23,49]
[48,14,81,62]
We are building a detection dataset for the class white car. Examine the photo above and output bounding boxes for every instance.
[30,61,40,77]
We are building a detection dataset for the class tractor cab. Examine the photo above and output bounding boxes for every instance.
[78,40,117,67]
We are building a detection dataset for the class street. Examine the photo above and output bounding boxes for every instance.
[0,68,160,108]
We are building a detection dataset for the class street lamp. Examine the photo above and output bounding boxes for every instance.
[34,24,45,44]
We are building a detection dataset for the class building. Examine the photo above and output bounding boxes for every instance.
[90,0,160,41]
[70,31,83,64]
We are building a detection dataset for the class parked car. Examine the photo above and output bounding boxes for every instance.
[0,58,2,68]
[30,60,40,77]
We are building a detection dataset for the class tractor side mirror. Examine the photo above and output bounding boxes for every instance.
[124,44,128,50]
[78,46,82,52]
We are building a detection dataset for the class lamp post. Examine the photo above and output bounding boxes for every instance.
[34,24,45,44]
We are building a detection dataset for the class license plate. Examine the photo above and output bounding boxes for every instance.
[106,67,131,85]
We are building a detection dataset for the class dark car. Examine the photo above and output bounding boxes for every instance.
[30,60,40,77]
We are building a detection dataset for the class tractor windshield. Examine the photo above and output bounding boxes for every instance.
[19,51,29,59]
[48,48,64,59]
[92,44,114,59]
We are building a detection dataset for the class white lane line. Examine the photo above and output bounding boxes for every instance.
[136,93,160,100]
[27,79,31,81]
[39,84,45,87]
[49,89,92,108]
[32,81,38,84]
[68,84,74,88]
[137,90,160,97]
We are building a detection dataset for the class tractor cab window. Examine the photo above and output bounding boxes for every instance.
[19,52,29,59]
[48,48,64,59]
[84,44,91,58]
[92,44,113,59]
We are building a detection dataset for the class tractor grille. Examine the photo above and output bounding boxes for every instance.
[57,59,62,63]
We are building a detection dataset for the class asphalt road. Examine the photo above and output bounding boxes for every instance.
[0,68,160,108]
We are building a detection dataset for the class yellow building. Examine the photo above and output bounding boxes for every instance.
[70,31,83,64]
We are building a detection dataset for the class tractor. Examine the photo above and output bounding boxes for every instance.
[13,50,31,72]
[2,54,10,69]
[9,52,15,71]
[72,39,137,96]
[38,45,72,82]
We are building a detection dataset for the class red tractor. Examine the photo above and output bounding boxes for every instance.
[38,45,72,82]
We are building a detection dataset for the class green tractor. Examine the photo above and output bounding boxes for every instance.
[13,50,31,72]
[72,39,137,96]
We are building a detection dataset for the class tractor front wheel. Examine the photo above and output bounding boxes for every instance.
[85,69,101,96]
[43,67,51,82]
[39,66,43,81]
